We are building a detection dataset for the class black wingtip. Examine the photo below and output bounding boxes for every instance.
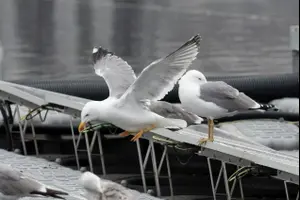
[189,34,202,46]
[30,188,68,199]
[91,46,114,64]
[184,34,202,49]
[165,34,202,59]
[181,34,201,49]
[259,103,279,111]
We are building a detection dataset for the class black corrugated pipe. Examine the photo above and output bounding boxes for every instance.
[0,102,14,151]
[12,73,299,103]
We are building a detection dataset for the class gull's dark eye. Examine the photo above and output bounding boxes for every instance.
[85,114,89,117]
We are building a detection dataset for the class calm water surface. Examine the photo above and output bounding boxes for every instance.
[0,0,299,81]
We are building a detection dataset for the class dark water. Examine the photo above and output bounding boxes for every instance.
[0,0,299,81]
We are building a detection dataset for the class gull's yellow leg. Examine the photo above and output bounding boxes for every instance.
[208,118,214,142]
[131,130,144,142]
[131,124,156,142]
[119,131,130,137]
[199,118,214,145]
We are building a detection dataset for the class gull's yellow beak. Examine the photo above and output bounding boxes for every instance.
[78,122,86,133]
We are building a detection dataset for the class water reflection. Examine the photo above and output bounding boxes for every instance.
[0,0,298,81]
[76,0,94,66]
[111,0,144,60]
[14,0,56,77]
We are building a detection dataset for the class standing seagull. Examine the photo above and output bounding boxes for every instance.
[178,70,277,144]
[0,164,68,200]
[78,34,201,141]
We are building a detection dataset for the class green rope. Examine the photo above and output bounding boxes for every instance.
[80,123,114,134]
[21,104,115,134]
[21,104,62,121]
[152,135,176,144]
[228,166,255,182]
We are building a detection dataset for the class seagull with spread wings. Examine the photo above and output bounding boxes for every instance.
[78,35,202,141]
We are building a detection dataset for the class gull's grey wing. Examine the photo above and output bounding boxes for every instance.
[0,164,22,181]
[0,164,36,195]
[121,35,201,104]
[0,164,67,198]
[92,47,137,98]
[199,81,260,112]
[149,101,203,125]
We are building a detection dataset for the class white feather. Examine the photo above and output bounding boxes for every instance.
[81,35,202,134]
[121,35,201,104]
[92,47,137,98]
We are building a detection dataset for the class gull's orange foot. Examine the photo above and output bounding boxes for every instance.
[131,130,144,142]
[119,131,130,137]
[198,137,212,145]
[130,124,156,142]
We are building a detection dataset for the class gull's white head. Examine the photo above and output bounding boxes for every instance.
[78,101,104,132]
[79,171,104,193]
[179,70,207,85]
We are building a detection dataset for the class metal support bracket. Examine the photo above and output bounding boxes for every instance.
[70,120,106,175]
[284,181,299,200]
[275,171,299,185]
[207,158,244,200]
[136,139,174,198]
[15,105,40,156]
[199,147,252,166]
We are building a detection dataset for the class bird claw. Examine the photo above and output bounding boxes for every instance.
[198,137,214,146]
[130,124,156,142]
[119,131,130,137]
[199,138,208,145]
[131,130,143,142]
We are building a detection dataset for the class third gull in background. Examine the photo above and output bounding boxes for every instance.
[269,97,299,114]
[79,172,162,200]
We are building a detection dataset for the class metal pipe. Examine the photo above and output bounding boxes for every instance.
[136,139,147,193]
[69,117,80,170]
[150,141,161,197]
[0,102,13,151]
[97,131,106,175]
